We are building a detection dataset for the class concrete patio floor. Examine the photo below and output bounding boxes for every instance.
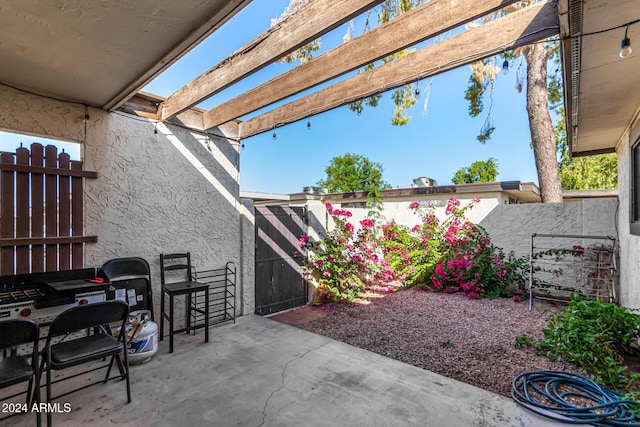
[6,315,584,427]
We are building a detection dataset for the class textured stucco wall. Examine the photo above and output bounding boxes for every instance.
[0,85,253,318]
[479,199,618,258]
[239,199,256,316]
[290,193,617,302]
[295,195,617,259]
[290,193,506,237]
[618,122,640,309]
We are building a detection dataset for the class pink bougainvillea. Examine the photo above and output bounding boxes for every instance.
[303,196,524,302]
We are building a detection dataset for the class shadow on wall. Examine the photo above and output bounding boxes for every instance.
[479,199,619,258]
[307,210,326,240]
[156,122,240,203]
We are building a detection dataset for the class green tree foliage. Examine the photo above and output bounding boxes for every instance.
[452,158,499,184]
[276,0,423,125]
[349,1,423,125]
[317,153,392,193]
[273,0,320,64]
[555,106,618,190]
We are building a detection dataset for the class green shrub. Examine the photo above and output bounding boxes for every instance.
[514,333,532,348]
[536,296,640,390]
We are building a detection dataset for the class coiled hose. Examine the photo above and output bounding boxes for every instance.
[512,371,639,426]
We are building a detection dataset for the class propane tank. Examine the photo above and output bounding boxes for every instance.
[122,310,158,364]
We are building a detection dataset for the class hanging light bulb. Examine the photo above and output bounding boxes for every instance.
[307,118,311,132]
[272,129,277,142]
[414,82,420,97]
[241,142,245,150]
[502,59,509,76]
[620,25,632,58]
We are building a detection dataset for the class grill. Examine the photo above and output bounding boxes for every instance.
[0,287,47,304]
[0,268,110,324]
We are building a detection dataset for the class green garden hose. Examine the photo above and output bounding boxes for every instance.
[512,371,639,426]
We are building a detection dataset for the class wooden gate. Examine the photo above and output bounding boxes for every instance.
[254,206,307,315]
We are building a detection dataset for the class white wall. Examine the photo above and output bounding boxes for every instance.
[618,121,640,309]
[289,191,618,303]
[293,193,506,239]
[479,199,618,258]
[289,192,617,259]
[0,84,255,317]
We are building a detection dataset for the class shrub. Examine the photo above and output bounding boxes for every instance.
[514,333,532,348]
[303,197,528,300]
[536,296,640,390]
[301,202,381,301]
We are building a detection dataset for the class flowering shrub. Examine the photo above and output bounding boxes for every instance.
[380,198,521,298]
[301,198,526,301]
[300,202,381,301]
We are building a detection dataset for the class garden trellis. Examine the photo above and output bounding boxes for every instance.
[528,233,617,310]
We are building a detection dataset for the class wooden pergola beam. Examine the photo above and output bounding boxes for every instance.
[239,2,559,139]
[204,0,521,130]
[161,0,385,121]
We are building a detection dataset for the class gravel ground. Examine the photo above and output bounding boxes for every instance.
[298,287,581,397]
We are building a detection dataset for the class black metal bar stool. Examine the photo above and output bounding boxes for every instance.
[159,253,210,353]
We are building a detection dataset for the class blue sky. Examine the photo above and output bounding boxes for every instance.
[0,0,540,194]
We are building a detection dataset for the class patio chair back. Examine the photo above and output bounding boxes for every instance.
[0,319,41,427]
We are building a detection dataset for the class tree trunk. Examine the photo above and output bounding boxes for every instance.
[524,43,563,203]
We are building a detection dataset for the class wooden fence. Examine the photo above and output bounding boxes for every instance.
[0,143,97,275]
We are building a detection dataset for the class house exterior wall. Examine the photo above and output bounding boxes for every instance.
[618,121,640,309]
[0,84,255,317]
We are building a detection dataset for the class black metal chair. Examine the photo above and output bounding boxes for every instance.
[0,319,41,427]
[159,253,210,353]
[102,257,154,320]
[41,300,131,426]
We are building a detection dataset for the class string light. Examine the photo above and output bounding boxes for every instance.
[272,128,277,142]
[306,117,311,132]
[414,81,420,97]
[502,58,509,76]
[620,24,632,58]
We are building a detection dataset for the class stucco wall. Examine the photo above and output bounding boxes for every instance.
[618,121,640,309]
[288,192,617,303]
[290,193,507,238]
[479,199,618,258]
[0,84,254,318]
[287,193,617,260]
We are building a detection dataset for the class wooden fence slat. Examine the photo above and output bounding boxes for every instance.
[31,143,45,273]
[58,152,71,270]
[71,161,84,269]
[0,163,97,178]
[16,146,30,274]
[45,145,58,272]
[0,142,96,274]
[1,152,15,275]
[0,236,97,246]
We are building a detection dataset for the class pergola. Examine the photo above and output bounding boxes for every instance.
[0,0,559,142]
